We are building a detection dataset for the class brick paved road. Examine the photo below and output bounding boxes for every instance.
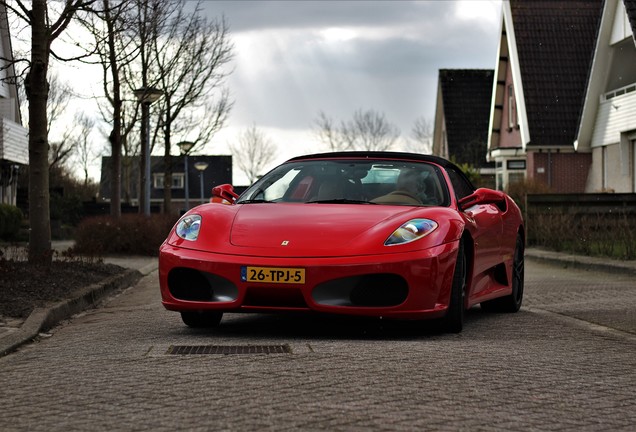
[0,259,634,431]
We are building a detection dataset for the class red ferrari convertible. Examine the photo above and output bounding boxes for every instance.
[159,152,525,333]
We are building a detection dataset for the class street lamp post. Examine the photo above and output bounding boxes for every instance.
[134,86,163,216]
[177,141,194,212]
[194,161,209,205]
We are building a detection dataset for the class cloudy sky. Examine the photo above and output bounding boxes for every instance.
[194,0,503,183]
[29,0,503,184]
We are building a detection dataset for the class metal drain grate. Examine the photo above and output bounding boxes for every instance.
[166,345,291,355]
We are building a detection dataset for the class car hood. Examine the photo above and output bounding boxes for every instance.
[167,202,462,258]
[229,203,409,251]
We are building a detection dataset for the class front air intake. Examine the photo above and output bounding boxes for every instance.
[168,268,238,302]
[313,273,408,307]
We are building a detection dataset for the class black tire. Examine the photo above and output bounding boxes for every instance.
[181,311,223,328]
[481,233,524,313]
[441,240,467,333]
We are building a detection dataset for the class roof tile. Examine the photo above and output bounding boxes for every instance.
[439,69,494,167]
[511,0,603,146]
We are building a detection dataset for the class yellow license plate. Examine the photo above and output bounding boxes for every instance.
[241,266,305,284]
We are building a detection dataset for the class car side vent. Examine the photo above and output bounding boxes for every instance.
[495,200,507,212]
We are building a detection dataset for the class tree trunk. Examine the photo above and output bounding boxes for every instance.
[109,129,122,218]
[105,0,122,218]
[27,0,52,265]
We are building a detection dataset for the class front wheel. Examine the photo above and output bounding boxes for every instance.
[181,311,223,328]
[440,240,467,333]
[481,233,524,313]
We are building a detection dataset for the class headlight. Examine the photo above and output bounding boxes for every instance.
[385,219,438,246]
[176,215,202,241]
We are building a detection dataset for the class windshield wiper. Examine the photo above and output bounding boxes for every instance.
[306,199,377,205]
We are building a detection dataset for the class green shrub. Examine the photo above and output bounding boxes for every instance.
[0,204,23,241]
[449,158,481,187]
[72,214,178,256]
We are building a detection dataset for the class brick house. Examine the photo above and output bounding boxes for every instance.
[99,155,233,213]
[0,4,28,206]
[432,69,495,188]
[487,0,603,192]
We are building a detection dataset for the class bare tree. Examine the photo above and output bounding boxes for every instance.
[151,1,233,213]
[78,0,143,217]
[344,109,400,151]
[128,0,166,215]
[315,109,400,152]
[47,73,74,169]
[96,0,134,217]
[16,70,78,171]
[4,0,96,265]
[405,116,433,154]
[229,125,277,184]
[71,112,97,186]
[314,111,349,151]
[48,131,74,169]
[78,0,233,215]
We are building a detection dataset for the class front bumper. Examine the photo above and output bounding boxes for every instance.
[159,242,458,320]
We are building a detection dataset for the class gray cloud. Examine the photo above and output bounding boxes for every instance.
[200,1,501,138]
[203,1,451,32]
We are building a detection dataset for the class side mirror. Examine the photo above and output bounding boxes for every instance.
[458,188,506,211]
[211,184,238,205]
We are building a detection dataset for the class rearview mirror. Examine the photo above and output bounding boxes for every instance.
[211,184,238,205]
[458,188,506,211]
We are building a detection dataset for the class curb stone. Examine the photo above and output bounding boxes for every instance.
[525,248,636,276]
[0,268,145,357]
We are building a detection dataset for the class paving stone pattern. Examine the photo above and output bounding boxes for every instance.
[0,259,634,431]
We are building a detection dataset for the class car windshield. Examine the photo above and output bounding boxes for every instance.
[237,159,450,207]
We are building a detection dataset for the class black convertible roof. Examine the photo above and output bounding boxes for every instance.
[287,151,459,169]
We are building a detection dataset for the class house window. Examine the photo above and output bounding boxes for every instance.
[508,84,517,130]
[153,173,185,189]
[507,160,526,170]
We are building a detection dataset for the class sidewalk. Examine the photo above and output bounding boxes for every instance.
[524,247,636,275]
[1,245,634,357]
[0,244,158,356]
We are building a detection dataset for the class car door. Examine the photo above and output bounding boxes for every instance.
[445,167,503,293]
[462,202,503,277]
